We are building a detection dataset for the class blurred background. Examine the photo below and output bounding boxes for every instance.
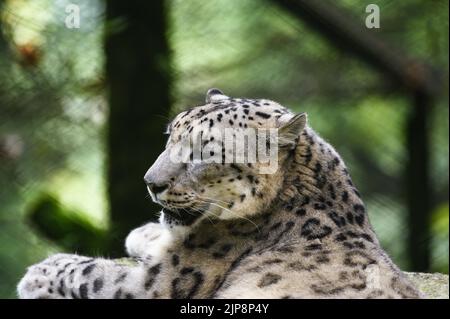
[0,0,448,298]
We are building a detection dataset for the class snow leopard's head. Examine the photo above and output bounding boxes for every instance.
[144,89,307,228]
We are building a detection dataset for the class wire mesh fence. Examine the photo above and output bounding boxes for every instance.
[0,0,448,298]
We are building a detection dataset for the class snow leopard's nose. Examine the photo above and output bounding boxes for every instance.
[144,149,183,196]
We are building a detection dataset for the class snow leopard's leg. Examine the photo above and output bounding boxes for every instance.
[17,253,163,299]
[125,222,172,261]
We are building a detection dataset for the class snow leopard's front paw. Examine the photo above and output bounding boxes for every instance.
[125,222,171,260]
[18,264,55,299]
[17,253,85,299]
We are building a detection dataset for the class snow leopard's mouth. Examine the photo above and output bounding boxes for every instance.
[161,207,204,226]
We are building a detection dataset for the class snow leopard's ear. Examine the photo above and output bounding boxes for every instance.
[206,88,229,103]
[277,113,307,149]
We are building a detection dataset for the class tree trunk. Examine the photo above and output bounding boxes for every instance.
[104,0,171,256]
[406,92,432,271]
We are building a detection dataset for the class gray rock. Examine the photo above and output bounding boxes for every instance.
[405,272,449,299]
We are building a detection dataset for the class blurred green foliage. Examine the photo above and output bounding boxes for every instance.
[28,194,108,255]
[0,0,448,298]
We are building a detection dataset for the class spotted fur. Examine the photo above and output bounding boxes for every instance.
[18,89,422,299]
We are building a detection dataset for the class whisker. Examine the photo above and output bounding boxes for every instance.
[195,199,260,233]
[184,206,216,227]
[196,195,232,206]
[180,208,194,218]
